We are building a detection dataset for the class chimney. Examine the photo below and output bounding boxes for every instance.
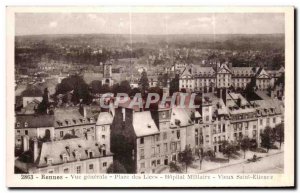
[22,135,29,152]
[122,108,126,122]
[221,89,227,105]
[237,97,241,107]
[32,138,39,163]
[80,105,87,118]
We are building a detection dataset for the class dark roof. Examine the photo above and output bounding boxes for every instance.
[21,86,43,97]
[16,115,55,128]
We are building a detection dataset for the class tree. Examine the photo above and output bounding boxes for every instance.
[138,70,149,94]
[274,123,284,149]
[112,80,132,95]
[37,88,49,114]
[221,140,237,162]
[56,75,91,104]
[158,73,169,87]
[107,160,127,173]
[178,146,194,173]
[240,137,251,159]
[260,126,275,152]
[89,80,102,94]
[169,74,180,95]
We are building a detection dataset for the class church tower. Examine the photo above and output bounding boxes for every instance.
[102,62,114,86]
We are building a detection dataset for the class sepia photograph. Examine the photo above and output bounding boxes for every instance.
[6,6,295,187]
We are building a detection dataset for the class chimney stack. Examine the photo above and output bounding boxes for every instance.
[22,135,29,152]
[32,138,39,163]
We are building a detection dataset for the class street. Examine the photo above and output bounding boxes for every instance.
[203,152,284,174]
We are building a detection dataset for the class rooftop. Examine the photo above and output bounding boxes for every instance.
[132,111,159,137]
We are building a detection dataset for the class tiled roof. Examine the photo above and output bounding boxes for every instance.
[250,99,283,116]
[132,111,159,137]
[170,107,193,127]
[16,115,55,128]
[37,138,111,167]
[54,107,95,127]
[96,112,113,125]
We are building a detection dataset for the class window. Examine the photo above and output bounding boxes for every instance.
[140,162,145,169]
[140,137,144,144]
[214,137,216,142]
[267,118,270,125]
[157,159,161,165]
[206,116,209,121]
[63,168,69,173]
[245,122,248,129]
[151,160,156,167]
[177,142,181,151]
[273,117,276,123]
[60,131,64,137]
[17,130,20,135]
[164,143,168,152]
[102,135,105,139]
[89,164,94,170]
[24,122,28,127]
[102,126,105,132]
[140,149,145,159]
[162,112,166,118]
[151,147,155,156]
[163,132,167,140]
[76,166,81,173]
[103,162,107,167]
[156,134,160,142]
[151,136,155,144]
[25,130,28,135]
[253,125,257,129]
[16,122,20,128]
[260,119,263,125]
[157,145,160,154]
[222,124,226,132]
[63,156,68,162]
[176,130,180,139]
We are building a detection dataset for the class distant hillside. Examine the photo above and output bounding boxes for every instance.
[15,33,285,51]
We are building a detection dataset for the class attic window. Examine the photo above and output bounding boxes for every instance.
[24,122,28,128]
[90,117,94,122]
[16,122,20,128]
[147,124,151,128]
[47,157,53,165]
[82,119,86,123]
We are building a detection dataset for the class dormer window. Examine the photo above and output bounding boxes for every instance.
[74,150,81,161]
[47,157,53,165]
[90,117,94,123]
[147,124,151,128]
[82,119,86,123]
[61,153,68,163]
[24,122,28,128]
[16,122,20,128]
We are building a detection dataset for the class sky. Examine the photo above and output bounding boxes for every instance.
[15,13,285,35]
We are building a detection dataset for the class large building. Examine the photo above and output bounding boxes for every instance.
[15,105,113,174]
[179,63,284,92]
